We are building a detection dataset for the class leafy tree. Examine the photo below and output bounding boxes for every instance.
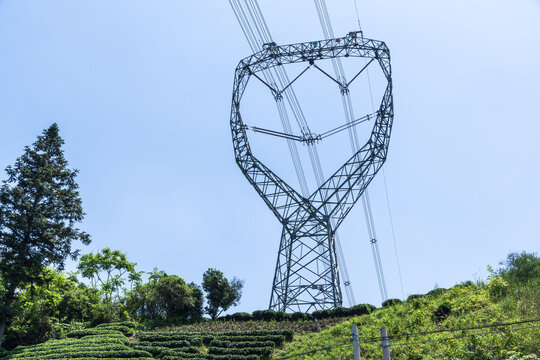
[18,268,98,323]
[77,248,138,302]
[498,251,540,284]
[126,268,203,323]
[495,251,539,319]
[0,124,90,347]
[202,268,243,319]
[3,268,98,349]
[188,284,204,321]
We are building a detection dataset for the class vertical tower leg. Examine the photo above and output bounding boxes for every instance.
[269,227,293,312]
[270,220,342,312]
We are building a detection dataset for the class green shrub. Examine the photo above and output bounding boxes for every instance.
[218,330,293,341]
[488,276,509,301]
[350,303,376,316]
[223,312,253,321]
[406,294,423,301]
[427,288,447,297]
[433,302,452,322]
[130,343,169,356]
[457,280,475,288]
[159,346,202,355]
[89,302,130,327]
[328,307,348,318]
[274,311,291,321]
[382,298,402,308]
[96,321,138,329]
[251,309,277,321]
[311,309,330,320]
[290,311,312,321]
[210,340,275,348]
[5,348,152,359]
[213,335,286,346]
[80,333,129,343]
[162,356,260,360]
[66,329,125,338]
[208,346,274,356]
[89,324,134,336]
[206,355,260,360]
[134,339,191,348]
[136,332,203,346]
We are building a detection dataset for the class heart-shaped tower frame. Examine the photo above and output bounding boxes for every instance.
[230,32,393,312]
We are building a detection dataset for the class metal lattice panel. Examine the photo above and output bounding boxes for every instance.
[230,32,394,312]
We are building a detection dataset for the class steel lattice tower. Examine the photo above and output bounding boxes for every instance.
[230,32,394,312]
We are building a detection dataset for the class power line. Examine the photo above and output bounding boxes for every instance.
[349,318,540,344]
[313,0,390,303]
[231,0,394,312]
[276,321,540,359]
[347,0,402,304]
[229,0,397,311]
[353,0,363,32]
[382,168,405,299]
[229,0,311,197]
[387,318,540,341]
[389,324,540,347]
[239,0,357,308]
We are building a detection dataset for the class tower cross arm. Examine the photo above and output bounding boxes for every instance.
[308,84,393,230]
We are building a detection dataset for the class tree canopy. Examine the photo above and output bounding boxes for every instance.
[126,268,203,323]
[78,248,139,302]
[0,124,90,346]
[202,268,244,319]
[498,251,540,284]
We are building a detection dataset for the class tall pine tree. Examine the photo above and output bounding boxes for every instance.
[0,124,90,346]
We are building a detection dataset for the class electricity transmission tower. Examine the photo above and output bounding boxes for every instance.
[229,33,394,312]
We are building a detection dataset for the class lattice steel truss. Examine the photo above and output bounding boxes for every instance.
[230,32,394,312]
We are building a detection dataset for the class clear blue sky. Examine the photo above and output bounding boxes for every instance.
[0,0,539,312]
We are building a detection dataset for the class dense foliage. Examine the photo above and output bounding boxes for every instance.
[127,269,203,325]
[217,304,375,323]
[0,124,91,346]
[0,253,244,349]
[1,268,98,349]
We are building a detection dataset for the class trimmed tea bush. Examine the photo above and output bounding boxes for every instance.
[67,329,125,338]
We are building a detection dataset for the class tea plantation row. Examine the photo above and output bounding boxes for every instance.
[0,323,294,360]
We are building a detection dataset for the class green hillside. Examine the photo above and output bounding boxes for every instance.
[275,282,539,359]
[0,252,537,359]
[0,268,537,360]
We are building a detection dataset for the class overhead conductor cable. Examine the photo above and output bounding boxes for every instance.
[313,0,390,302]
[230,0,353,305]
